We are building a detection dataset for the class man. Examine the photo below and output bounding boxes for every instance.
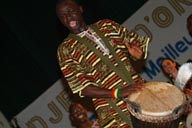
[69,103,99,128]
[56,0,150,127]
[187,14,192,37]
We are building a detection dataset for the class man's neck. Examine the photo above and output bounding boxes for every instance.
[79,120,93,128]
[73,24,88,35]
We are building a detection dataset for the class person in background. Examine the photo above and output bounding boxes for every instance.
[187,14,192,37]
[160,58,180,84]
[161,59,192,127]
[187,59,192,63]
[56,0,150,127]
[69,103,99,128]
[160,58,192,96]
[176,62,192,98]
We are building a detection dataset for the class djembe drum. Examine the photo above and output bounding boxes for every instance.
[125,81,186,128]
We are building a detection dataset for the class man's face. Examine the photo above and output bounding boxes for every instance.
[56,1,85,34]
[70,104,88,124]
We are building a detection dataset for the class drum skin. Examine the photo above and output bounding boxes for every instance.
[125,81,186,128]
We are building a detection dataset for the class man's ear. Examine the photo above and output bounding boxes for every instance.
[70,115,77,126]
[79,6,83,13]
[70,115,74,121]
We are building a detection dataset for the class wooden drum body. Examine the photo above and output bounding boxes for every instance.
[125,82,186,128]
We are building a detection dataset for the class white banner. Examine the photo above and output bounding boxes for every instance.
[122,0,192,82]
[12,78,74,128]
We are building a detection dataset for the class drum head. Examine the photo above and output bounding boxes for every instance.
[127,81,185,116]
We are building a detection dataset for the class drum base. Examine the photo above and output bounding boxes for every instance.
[131,115,182,128]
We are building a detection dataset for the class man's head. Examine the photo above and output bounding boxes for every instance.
[187,14,192,36]
[56,0,87,34]
[69,103,89,126]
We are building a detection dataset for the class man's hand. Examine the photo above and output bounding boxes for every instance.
[183,88,192,98]
[125,40,143,59]
[120,83,144,98]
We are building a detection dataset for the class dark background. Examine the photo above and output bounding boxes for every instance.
[0,0,147,121]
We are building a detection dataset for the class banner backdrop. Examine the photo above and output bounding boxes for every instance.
[122,0,192,82]
[11,78,74,128]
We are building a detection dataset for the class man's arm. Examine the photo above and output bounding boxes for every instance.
[81,84,143,98]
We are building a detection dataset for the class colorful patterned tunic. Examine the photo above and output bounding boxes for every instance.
[57,19,150,128]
